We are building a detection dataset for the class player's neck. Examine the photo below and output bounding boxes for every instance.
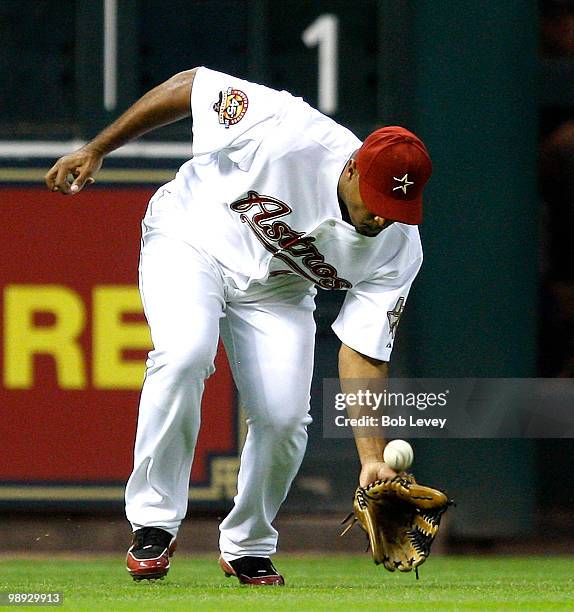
[337,162,353,224]
[338,193,352,224]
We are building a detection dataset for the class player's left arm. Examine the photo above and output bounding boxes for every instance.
[338,343,397,487]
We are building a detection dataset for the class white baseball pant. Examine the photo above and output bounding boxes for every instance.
[125,208,316,560]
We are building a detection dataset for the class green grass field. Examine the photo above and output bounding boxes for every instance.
[1,555,573,611]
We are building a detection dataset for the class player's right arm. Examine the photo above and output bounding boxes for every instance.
[45,68,198,195]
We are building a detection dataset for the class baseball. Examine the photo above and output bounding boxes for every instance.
[383,439,414,472]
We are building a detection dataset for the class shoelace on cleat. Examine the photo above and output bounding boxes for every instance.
[133,527,171,551]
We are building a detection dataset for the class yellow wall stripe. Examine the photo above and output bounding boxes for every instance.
[0,168,176,184]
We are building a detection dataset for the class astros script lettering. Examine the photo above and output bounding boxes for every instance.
[230,191,352,290]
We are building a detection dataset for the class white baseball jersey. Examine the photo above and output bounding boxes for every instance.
[158,67,422,361]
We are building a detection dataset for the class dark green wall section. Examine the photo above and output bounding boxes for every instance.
[405,1,539,537]
[410,1,539,378]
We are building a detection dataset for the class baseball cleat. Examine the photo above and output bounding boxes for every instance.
[219,555,285,585]
[126,527,177,581]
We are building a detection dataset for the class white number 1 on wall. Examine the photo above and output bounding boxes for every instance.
[302,14,339,115]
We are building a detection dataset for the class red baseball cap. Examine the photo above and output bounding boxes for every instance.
[356,126,432,225]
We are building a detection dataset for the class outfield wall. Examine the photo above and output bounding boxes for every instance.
[3,0,573,540]
[0,187,240,505]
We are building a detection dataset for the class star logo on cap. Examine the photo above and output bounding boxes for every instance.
[392,174,414,194]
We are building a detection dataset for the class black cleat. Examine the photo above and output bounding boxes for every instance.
[126,527,176,581]
[219,555,285,585]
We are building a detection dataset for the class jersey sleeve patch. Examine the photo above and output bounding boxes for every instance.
[213,87,249,128]
[331,256,422,361]
[192,67,286,157]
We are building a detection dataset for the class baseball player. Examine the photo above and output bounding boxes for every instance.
[45,67,432,585]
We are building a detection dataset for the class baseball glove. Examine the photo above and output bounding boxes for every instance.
[341,475,451,575]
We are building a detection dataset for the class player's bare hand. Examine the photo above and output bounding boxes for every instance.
[359,460,397,487]
[45,146,103,195]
